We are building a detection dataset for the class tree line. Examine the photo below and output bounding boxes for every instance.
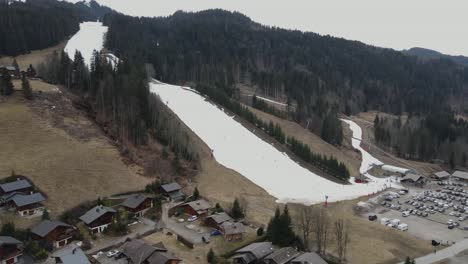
[37,50,198,163]
[374,112,468,168]
[196,83,350,180]
[102,10,468,152]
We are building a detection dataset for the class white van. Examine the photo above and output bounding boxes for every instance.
[402,211,410,217]
[397,223,408,231]
[390,219,400,227]
[380,218,390,225]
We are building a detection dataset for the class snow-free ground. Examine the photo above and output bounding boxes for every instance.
[64,22,108,68]
[150,81,399,205]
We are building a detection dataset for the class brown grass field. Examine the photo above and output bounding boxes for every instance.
[0,42,66,71]
[0,83,152,221]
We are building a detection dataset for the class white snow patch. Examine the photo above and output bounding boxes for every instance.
[64,22,108,69]
[150,81,396,205]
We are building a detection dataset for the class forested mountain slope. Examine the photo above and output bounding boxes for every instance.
[404,47,468,67]
[0,0,115,56]
[104,10,468,117]
[102,10,468,166]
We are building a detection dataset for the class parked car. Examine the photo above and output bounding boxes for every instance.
[188,215,198,222]
[107,250,119,258]
[402,211,410,217]
[448,224,455,229]
[368,215,378,221]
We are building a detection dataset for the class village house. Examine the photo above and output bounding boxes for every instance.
[291,252,327,264]
[120,239,181,264]
[432,171,451,181]
[452,171,468,181]
[263,247,300,264]
[220,221,245,242]
[0,179,32,196]
[178,199,211,218]
[50,245,90,264]
[31,220,75,249]
[79,205,116,234]
[7,192,45,217]
[232,242,274,264]
[159,183,184,201]
[121,194,153,217]
[204,212,233,230]
[0,236,23,264]
[0,66,19,79]
[400,173,425,185]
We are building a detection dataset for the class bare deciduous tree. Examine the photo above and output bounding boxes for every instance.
[334,219,350,263]
[312,207,330,255]
[296,205,314,251]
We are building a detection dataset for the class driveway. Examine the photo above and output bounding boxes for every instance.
[86,217,157,254]
[162,203,210,244]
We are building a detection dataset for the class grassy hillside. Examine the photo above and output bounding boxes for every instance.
[0,81,151,218]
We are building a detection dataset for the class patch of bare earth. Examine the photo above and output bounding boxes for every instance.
[0,82,152,223]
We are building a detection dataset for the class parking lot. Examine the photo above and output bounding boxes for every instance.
[365,181,468,243]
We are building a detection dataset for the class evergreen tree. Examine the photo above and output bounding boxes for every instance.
[266,206,298,246]
[0,222,15,236]
[42,210,50,220]
[207,248,215,263]
[0,69,14,96]
[257,226,264,236]
[215,203,223,213]
[21,74,33,100]
[12,59,20,72]
[192,187,200,200]
[231,198,244,220]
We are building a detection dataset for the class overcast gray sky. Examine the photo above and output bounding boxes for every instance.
[71,0,468,56]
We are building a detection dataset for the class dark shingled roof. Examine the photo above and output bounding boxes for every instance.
[121,239,166,264]
[10,193,45,207]
[31,220,72,238]
[264,247,300,264]
[122,194,148,209]
[160,183,182,193]
[206,212,232,224]
[182,199,211,214]
[0,236,22,246]
[79,205,116,224]
[292,252,327,264]
[221,221,245,235]
[52,245,90,264]
[235,242,274,259]
[0,179,31,193]
[147,251,181,264]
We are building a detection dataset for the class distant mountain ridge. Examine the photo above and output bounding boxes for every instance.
[404,47,468,67]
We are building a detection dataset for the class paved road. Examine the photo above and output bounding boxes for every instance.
[401,239,468,264]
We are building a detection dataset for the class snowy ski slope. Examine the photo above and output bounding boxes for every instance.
[64,22,108,68]
[150,81,396,204]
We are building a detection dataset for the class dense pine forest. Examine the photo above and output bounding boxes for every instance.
[102,10,468,165]
[0,0,114,56]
